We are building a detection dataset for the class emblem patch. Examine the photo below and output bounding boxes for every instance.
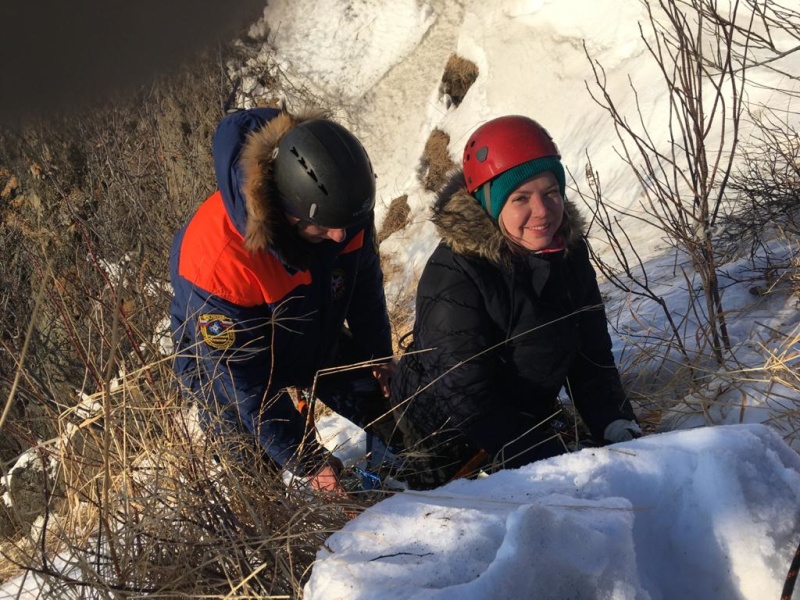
[331,268,346,300]
[198,313,235,349]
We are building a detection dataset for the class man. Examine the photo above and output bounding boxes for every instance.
[170,107,396,492]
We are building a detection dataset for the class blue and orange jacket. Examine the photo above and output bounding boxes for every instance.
[169,108,392,470]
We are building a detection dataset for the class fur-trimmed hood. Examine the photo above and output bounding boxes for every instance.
[239,107,327,254]
[431,171,586,264]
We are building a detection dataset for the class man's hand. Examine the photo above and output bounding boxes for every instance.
[308,465,343,493]
[307,456,345,494]
[371,361,396,398]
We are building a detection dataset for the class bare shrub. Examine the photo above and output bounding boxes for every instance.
[586,3,735,364]
[721,109,800,260]
[229,27,329,111]
[0,256,370,594]
[575,0,800,435]
[0,41,248,448]
[576,159,692,363]
[378,195,411,243]
[420,129,457,192]
[439,53,479,108]
[1,356,360,597]
[581,0,793,367]
[0,42,364,595]
[0,53,227,412]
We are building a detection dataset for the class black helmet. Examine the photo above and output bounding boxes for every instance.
[273,119,376,228]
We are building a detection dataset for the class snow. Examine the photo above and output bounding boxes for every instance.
[253,0,800,597]
[3,0,800,598]
[257,0,435,101]
[307,423,800,600]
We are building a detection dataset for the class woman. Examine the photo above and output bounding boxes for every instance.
[391,115,639,489]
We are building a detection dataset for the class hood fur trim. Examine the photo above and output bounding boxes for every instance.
[432,171,586,264]
[239,107,328,255]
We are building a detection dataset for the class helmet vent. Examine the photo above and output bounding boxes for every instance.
[274,119,375,226]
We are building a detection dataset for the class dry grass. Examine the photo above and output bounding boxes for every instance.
[439,53,479,108]
[0,349,366,597]
[0,43,368,597]
[2,10,799,597]
[378,195,411,243]
[754,324,800,447]
[791,254,800,301]
[420,128,457,193]
[610,268,800,442]
[380,252,417,355]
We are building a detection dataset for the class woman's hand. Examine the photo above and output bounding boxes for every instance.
[603,419,642,443]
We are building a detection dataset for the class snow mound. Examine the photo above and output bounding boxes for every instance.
[305,424,800,600]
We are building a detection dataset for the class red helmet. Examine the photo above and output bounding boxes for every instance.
[462,116,561,193]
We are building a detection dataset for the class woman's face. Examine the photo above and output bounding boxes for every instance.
[498,171,564,252]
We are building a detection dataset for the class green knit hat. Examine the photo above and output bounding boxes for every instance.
[473,156,566,220]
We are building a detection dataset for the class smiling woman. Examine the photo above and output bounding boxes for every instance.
[390,115,640,489]
[498,172,565,252]
[0,0,264,125]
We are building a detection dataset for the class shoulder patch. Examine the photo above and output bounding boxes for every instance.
[198,313,235,350]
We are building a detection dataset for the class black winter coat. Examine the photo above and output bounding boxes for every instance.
[391,173,635,483]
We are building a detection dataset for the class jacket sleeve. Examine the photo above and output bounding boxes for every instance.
[409,249,562,465]
[344,223,393,362]
[566,241,636,440]
[176,285,324,472]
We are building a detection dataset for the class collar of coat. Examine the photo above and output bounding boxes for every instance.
[238,107,329,269]
[432,171,586,264]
